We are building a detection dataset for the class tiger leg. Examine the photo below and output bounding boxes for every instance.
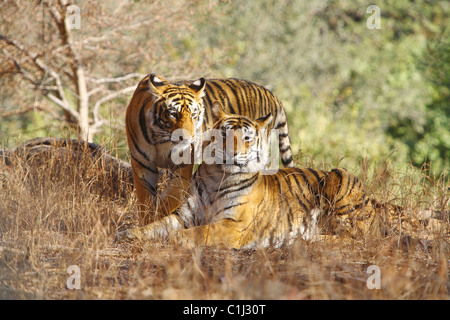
[321,168,370,237]
[155,164,194,219]
[131,161,160,225]
[115,213,184,242]
[169,220,243,249]
[133,162,194,225]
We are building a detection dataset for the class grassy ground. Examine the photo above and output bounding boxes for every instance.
[0,142,448,300]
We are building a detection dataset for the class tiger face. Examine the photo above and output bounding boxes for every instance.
[146,74,206,168]
[205,101,273,174]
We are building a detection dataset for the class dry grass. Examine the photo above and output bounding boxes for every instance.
[0,141,448,300]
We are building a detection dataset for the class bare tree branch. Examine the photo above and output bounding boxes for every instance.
[92,85,137,127]
[87,73,145,84]
[43,1,92,141]
[0,33,75,118]
[1,0,208,144]
[76,16,161,47]
[87,86,103,97]
[1,48,38,85]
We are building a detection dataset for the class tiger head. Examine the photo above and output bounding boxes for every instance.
[204,101,273,174]
[146,74,206,168]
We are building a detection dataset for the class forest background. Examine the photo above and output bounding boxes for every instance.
[1,0,449,177]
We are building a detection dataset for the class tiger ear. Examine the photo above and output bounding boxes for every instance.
[211,100,226,122]
[256,113,273,129]
[148,73,167,93]
[189,77,206,96]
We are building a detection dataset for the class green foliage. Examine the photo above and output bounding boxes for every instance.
[189,0,449,174]
[388,30,450,173]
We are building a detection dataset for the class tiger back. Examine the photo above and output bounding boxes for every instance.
[125,74,294,224]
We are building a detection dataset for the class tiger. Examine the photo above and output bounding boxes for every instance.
[117,101,393,248]
[126,73,294,225]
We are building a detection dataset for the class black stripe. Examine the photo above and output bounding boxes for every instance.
[333,169,343,182]
[289,172,312,210]
[209,81,235,114]
[242,82,253,116]
[328,169,343,199]
[297,169,315,191]
[171,97,183,103]
[275,121,286,129]
[197,178,208,200]
[139,97,153,144]
[255,196,266,212]
[306,168,325,204]
[298,169,318,207]
[168,92,179,99]
[224,79,243,115]
[222,202,248,213]
[203,82,219,127]
[286,203,294,233]
[281,156,293,166]
[335,198,370,216]
[243,80,258,116]
[276,172,308,214]
[261,87,270,115]
[140,177,157,196]
[129,128,153,162]
[202,101,210,125]
[335,173,352,205]
[307,168,323,184]
[153,100,166,131]
[238,83,248,115]
[130,154,158,174]
[218,174,258,197]
[272,172,282,193]
[280,146,291,153]
[204,82,218,104]
[255,86,265,117]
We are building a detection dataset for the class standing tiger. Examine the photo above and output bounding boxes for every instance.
[126,73,294,224]
[117,102,385,248]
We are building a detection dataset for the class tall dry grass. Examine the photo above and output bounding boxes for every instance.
[0,140,448,300]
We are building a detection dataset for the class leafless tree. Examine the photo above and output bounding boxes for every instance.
[0,0,207,142]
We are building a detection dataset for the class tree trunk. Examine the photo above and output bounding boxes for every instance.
[75,66,91,142]
[61,6,92,143]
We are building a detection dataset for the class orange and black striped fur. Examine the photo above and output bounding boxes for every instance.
[118,102,384,248]
[126,74,293,224]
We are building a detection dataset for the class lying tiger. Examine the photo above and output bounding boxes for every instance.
[116,101,447,248]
